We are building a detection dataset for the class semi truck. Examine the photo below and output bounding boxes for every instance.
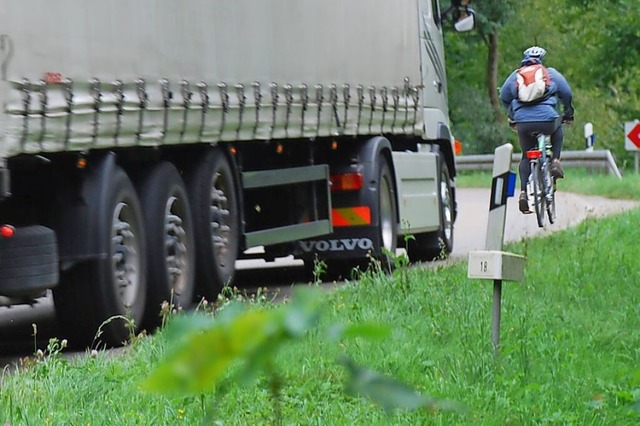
[0,0,474,346]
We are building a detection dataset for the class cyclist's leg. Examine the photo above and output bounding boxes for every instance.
[549,121,565,178]
[550,120,564,160]
[516,122,538,191]
[515,122,539,213]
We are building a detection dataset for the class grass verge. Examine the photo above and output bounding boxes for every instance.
[2,207,640,425]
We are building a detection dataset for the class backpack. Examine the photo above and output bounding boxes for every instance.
[515,64,551,103]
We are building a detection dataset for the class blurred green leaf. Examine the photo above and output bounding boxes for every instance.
[142,289,324,395]
[281,287,322,338]
[142,307,275,394]
[161,311,218,343]
[340,356,464,414]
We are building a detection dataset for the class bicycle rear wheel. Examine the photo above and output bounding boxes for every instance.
[531,163,545,227]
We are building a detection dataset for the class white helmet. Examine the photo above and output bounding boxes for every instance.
[523,46,547,60]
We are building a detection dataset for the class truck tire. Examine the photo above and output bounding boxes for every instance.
[0,225,59,297]
[406,155,454,262]
[53,166,147,348]
[375,157,398,271]
[185,148,240,301]
[135,162,195,330]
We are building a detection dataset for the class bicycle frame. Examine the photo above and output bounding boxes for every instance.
[526,133,556,227]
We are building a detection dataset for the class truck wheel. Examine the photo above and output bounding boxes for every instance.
[406,157,454,262]
[54,167,146,348]
[376,157,398,271]
[135,162,195,330]
[185,149,240,300]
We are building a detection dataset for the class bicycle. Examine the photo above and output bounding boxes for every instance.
[525,132,556,227]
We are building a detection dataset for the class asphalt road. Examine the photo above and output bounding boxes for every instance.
[1,188,637,365]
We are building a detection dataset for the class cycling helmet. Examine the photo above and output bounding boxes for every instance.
[523,46,547,61]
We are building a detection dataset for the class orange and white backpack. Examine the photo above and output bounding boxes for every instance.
[516,64,551,103]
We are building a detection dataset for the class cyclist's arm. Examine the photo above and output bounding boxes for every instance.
[499,72,517,119]
[549,69,574,119]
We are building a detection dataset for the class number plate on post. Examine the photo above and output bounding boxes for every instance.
[468,250,526,282]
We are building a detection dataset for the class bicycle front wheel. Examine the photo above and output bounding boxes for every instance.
[531,163,545,227]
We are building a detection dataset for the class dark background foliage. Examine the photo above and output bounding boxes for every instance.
[445,0,640,169]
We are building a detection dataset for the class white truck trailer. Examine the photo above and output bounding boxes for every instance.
[0,0,474,346]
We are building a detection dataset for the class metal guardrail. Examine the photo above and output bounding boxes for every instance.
[455,149,623,179]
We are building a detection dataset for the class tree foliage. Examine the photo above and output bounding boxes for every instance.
[447,0,640,166]
[472,0,516,38]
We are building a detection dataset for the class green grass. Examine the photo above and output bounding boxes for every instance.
[2,208,640,425]
[457,168,640,200]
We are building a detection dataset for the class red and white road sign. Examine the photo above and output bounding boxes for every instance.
[625,121,640,151]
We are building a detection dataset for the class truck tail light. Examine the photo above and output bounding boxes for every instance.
[1,224,15,238]
[330,173,364,191]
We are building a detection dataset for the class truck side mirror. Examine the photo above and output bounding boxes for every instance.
[453,11,475,32]
[441,2,476,32]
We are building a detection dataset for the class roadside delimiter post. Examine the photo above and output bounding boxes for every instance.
[584,122,594,152]
[467,143,526,354]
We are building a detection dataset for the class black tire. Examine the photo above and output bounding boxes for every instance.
[0,225,58,297]
[375,157,398,272]
[531,163,545,227]
[406,156,454,262]
[185,148,240,300]
[53,167,147,348]
[546,171,556,224]
[135,162,195,330]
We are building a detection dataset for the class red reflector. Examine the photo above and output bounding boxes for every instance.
[526,149,542,159]
[43,72,63,85]
[332,207,371,227]
[1,225,15,238]
[330,173,364,191]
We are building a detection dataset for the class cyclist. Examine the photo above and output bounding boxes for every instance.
[499,46,574,213]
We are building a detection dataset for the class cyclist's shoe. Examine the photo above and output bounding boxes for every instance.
[550,159,565,179]
[519,191,532,214]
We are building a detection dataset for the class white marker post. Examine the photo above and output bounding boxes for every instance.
[584,122,594,152]
[468,143,525,354]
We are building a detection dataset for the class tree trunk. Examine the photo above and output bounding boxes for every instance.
[486,32,502,123]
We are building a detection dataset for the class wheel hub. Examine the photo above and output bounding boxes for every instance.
[112,202,141,307]
[165,196,189,297]
[210,173,232,266]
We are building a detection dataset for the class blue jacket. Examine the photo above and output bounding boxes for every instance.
[500,61,574,123]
